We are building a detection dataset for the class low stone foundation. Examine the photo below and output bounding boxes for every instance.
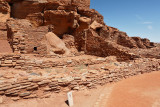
[0,53,112,70]
[0,56,159,100]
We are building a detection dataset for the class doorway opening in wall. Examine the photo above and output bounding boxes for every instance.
[96,27,101,35]
[9,3,13,17]
[34,47,37,51]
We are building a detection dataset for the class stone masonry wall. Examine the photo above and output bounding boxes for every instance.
[0,54,25,68]
[0,53,110,70]
[7,19,48,54]
[0,57,159,99]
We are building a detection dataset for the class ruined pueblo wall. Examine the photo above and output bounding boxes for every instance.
[0,53,159,99]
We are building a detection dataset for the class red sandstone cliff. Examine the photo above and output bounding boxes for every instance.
[0,0,158,61]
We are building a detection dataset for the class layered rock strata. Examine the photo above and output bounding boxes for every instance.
[2,0,156,61]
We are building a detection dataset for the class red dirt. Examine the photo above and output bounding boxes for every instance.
[0,40,12,53]
[106,71,160,107]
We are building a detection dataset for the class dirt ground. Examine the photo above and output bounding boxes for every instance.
[106,71,160,107]
[0,40,12,53]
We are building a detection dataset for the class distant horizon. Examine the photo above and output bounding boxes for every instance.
[90,0,160,42]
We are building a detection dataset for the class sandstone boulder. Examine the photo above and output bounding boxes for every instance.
[77,8,104,24]
[45,32,70,55]
[90,21,103,30]
[79,17,91,24]
[75,17,91,33]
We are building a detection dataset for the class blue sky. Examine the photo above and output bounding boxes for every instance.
[90,0,160,42]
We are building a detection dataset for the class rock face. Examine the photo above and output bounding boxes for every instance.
[1,0,157,60]
[7,0,90,25]
[0,0,10,22]
[44,10,76,35]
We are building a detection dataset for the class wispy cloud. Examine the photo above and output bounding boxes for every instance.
[135,14,154,30]
[143,22,153,24]
[147,25,153,30]
[135,15,143,20]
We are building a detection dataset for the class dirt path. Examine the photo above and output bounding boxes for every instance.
[93,85,114,107]
[106,71,160,107]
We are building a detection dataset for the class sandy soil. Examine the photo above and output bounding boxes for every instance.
[106,71,160,107]
[0,40,12,53]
